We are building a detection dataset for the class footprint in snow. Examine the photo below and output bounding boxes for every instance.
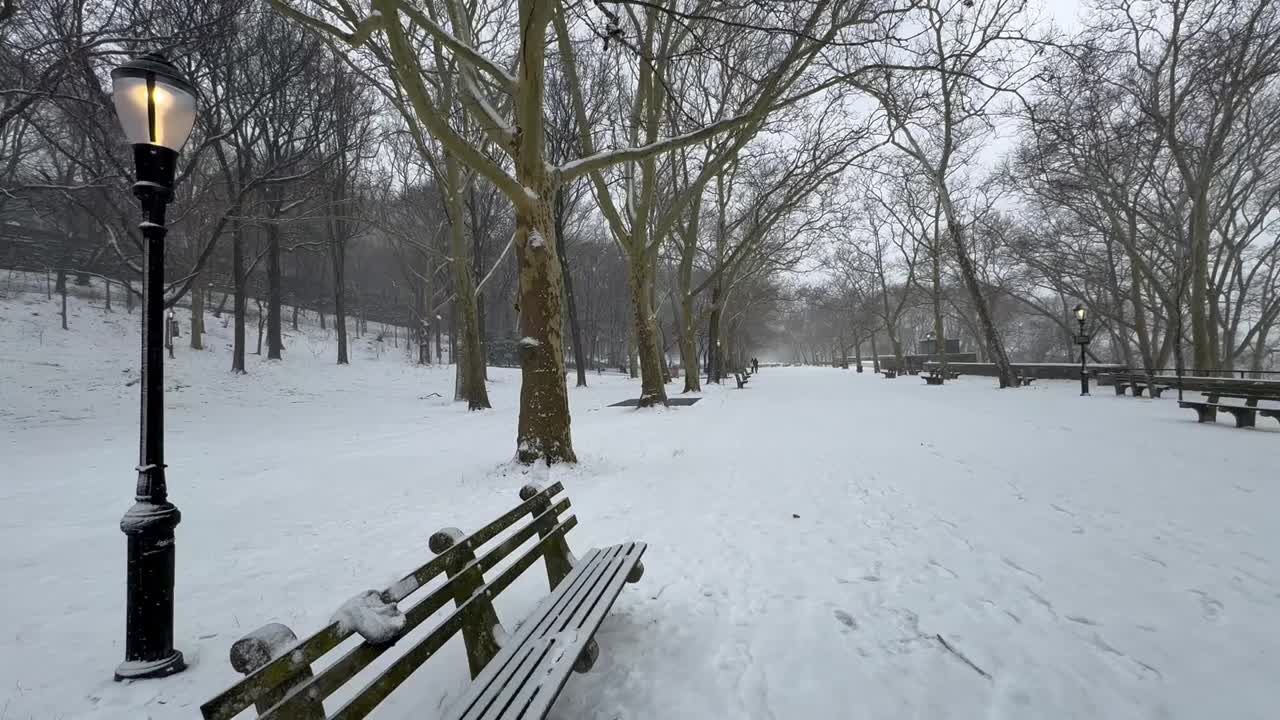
[1189,590,1224,622]
[833,609,858,630]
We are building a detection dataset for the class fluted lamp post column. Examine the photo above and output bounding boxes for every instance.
[110,52,197,681]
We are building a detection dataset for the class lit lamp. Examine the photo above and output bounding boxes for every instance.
[111,52,197,681]
[1074,304,1089,396]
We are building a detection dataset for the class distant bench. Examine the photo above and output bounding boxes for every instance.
[200,483,645,720]
[1179,389,1280,428]
[923,368,960,385]
[1111,372,1175,398]
[734,368,752,389]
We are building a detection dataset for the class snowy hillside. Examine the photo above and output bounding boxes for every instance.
[1,276,1277,720]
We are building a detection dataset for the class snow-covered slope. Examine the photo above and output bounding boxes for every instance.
[1,276,1276,719]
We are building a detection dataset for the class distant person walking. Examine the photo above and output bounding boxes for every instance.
[752,357,759,373]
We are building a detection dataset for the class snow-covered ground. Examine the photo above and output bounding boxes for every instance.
[1,277,1277,720]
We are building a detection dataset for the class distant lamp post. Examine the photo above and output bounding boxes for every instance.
[1074,304,1090,396]
[110,52,197,681]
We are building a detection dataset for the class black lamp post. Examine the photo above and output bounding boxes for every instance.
[1074,304,1089,396]
[110,52,197,681]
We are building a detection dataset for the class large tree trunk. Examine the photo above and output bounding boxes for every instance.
[513,189,576,464]
[930,219,947,372]
[444,152,490,410]
[1188,193,1216,372]
[56,267,67,330]
[1250,323,1271,377]
[266,222,283,360]
[554,189,588,388]
[706,285,723,383]
[870,332,881,373]
[189,271,204,350]
[331,239,349,365]
[678,292,701,392]
[232,228,247,374]
[628,251,668,407]
[627,326,639,379]
[676,226,701,392]
[944,216,1015,387]
[414,269,428,365]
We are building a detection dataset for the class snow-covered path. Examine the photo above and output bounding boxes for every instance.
[554,369,1278,720]
[2,290,1276,719]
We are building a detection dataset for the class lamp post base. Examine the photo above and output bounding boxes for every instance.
[114,650,185,681]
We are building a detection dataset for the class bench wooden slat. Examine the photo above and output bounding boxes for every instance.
[490,632,585,720]
[261,514,581,720]
[445,543,645,720]
[539,545,635,637]
[201,485,568,720]
[446,547,606,720]
[473,634,562,719]
[469,631,585,720]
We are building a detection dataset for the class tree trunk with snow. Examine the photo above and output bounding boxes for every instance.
[514,192,575,464]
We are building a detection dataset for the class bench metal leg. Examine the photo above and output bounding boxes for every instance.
[1114,383,1127,396]
[1194,406,1217,423]
[573,638,600,673]
[1132,385,1146,397]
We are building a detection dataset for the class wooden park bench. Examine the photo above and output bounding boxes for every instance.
[733,369,750,388]
[1179,389,1280,428]
[923,368,945,386]
[1015,372,1036,386]
[199,483,646,720]
[1111,372,1175,398]
[882,369,897,379]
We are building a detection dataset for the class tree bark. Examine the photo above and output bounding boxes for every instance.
[190,272,204,350]
[56,266,67,330]
[232,227,247,374]
[513,190,576,464]
[554,188,588,388]
[706,285,723,383]
[266,222,283,360]
[330,237,349,365]
[443,151,490,410]
[945,216,1015,387]
[628,252,668,406]
[678,291,701,392]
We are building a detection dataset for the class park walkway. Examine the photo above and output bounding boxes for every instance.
[547,368,1278,719]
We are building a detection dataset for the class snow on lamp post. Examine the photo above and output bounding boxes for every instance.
[110,52,197,681]
[1074,304,1090,397]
